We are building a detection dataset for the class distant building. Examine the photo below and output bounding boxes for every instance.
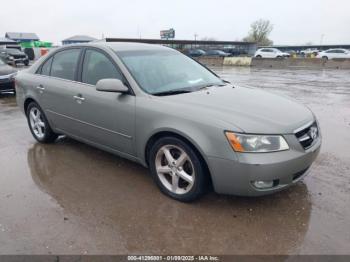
[5,32,40,43]
[62,35,97,45]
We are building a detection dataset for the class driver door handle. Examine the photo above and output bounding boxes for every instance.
[73,95,85,102]
[36,84,45,90]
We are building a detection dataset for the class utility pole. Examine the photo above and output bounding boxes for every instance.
[194,33,198,48]
[320,34,325,45]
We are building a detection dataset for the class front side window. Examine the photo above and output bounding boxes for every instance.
[82,49,122,85]
[117,49,224,95]
[50,49,81,81]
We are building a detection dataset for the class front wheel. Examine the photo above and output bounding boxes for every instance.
[26,102,58,143]
[149,137,209,202]
[322,56,328,61]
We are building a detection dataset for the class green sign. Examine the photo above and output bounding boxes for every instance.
[20,41,52,48]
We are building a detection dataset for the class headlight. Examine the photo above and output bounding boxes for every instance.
[225,132,289,153]
[9,72,17,80]
[8,56,14,60]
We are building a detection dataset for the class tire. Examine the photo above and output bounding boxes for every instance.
[149,136,209,202]
[26,102,58,143]
[322,56,328,61]
[24,61,29,66]
[256,55,262,58]
[24,48,35,61]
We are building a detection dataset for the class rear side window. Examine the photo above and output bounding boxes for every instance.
[50,49,81,81]
[82,49,122,85]
[40,57,53,76]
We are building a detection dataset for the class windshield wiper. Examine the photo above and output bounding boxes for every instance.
[198,83,227,90]
[152,89,193,96]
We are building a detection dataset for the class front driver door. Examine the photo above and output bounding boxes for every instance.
[66,48,135,156]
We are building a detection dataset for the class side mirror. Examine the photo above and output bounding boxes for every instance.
[96,79,129,93]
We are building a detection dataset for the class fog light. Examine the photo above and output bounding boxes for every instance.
[252,180,274,189]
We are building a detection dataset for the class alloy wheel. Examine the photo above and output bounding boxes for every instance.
[155,145,195,195]
[29,107,46,139]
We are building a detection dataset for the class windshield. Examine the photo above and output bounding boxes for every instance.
[6,49,23,55]
[116,49,224,95]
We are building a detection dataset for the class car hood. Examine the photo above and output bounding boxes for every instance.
[160,85,314,134]
[0,64,16,76]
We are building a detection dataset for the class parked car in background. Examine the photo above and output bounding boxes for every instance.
[285,50,297,56]
[300,48,319,56]
[316,49,350,60]
[16,42,321,202]
[223,48,248,57]
[254,48,290,58]
[205,50,230,57]
[0,48,29,66]
[185,49,206,57]
[0,58,17,94]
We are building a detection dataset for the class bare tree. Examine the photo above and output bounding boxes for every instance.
[243,19,273,46]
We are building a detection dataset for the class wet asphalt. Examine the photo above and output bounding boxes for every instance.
[0,67,349,255]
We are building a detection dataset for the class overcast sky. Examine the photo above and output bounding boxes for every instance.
[1,0,350,45]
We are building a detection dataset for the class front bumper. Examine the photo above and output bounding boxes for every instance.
[207,135,321,196]
[13,58,29,65]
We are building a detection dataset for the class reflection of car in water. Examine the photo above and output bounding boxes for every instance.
[27,141,312,254]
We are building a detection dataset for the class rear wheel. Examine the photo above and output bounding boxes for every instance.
[26,102,58,143]
[149,137,208,202]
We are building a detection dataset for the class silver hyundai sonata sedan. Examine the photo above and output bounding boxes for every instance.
[15,42,321,202]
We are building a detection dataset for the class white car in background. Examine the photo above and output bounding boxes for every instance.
[317,49,350,60]
[300,48,319,56]
[254,48,290,58]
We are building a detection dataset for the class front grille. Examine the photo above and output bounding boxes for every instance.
[0,81,15,91]
[295,122,319,150]
[12,54,26,59]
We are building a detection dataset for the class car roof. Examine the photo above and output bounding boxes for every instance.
[88,41,172,52]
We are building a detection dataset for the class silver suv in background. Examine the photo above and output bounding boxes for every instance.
[15,42,321,202]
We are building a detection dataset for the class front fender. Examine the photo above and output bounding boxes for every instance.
[135,103,238,167]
